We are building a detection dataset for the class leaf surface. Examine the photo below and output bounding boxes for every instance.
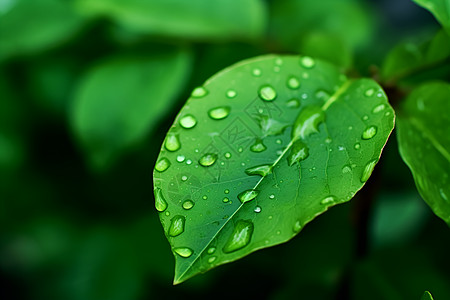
[153,55,395,284]
[72,49,192,168]
[397,82,450,225]
[413,0,450,35]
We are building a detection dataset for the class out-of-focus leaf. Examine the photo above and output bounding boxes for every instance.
[153,55,395,284]
[71,48,192,168]
[381,30,450,83]
[271,0,373,51]
[413,0,450,35]
[397,82,450,225]
[299,32,353,69]
[75,0,267,41]
[0,0,85,61]
[422,291,435,300]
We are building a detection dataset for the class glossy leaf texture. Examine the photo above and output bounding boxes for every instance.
[75,0,266,41]
[153,55,395,284]
[0,0,85,61]
[422,291,435,300]
[397,82,450,225]
[413,0,450,35]
[72,49,192,168]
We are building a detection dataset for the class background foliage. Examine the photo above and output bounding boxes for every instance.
[0,0,449,299]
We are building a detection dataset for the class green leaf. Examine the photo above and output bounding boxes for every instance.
[75,0,267,41]
[0,0,85,61]
[413,0,450,35]
[397,82,450,225]
[72,49,192,168]
[153,55,395,284]
[381,30,450,83]
[422,291,435,300]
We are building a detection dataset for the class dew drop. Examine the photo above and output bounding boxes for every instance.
[362,126,377,140]
[292,106,325,140]
[238,147,243,153]
[364,88,374,97]
[199,153,218,167]
[245,164,272,177]
[182,199,194,210]
[179,114,197,129]
[224,189,230,194]
[259,85,277,101]
[164,133,181,152]
[176,155,185,163]
[226,89,237,98]
[208,256,217,263]
[252,68,262,76]
[168,215,185,237]
[269,194,275,199]
[223,219,254,253]
[321,196,336,205]
[286,98,300,108]
[342,165,352,174]
[354,143,361,150]
[181,175,188,182]
[154,188,168,212]
[361,159,378,183]
[300,56,315,68]
[222,197,229,203]
[202,195,208,200]
[173,247,193,258]
[238,189,259,203]
[155,157,170,172]
[208,106,231,120]
[191,87,207,98]
[293,220,302,233]
[186,159,192,165]
[250,139,267,153]
[287,76,300,89]
[254,206,262,213]
[165,211,170,216]
[372,104,386,113]
[207,247,216,254]
[224,152,232,159]
[288,140,309,166]
[362,115,369,121]
[315,90,330,101]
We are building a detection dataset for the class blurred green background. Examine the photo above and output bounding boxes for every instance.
[1,0,449,299]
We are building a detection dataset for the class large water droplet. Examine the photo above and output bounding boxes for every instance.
[179,114,197,129]
[165,133,181,152]
[321,196,336,205]
[155,157,170,172]
[208,256,217,263]
[207,247,216,254]
[191,87,208,98]
[362,126,377,140]
[300,56,315,68]
[245,164,272,177]
[238,190,259,203]
[288,140,309,166]
[293,220,302,233]
[223,219,254,253]
[168,215,186,237]
[199,153,218,167]
[250,139,267,153]
[287,76,300,89]
[174,247,193,258]
[154,188,168,212]
[292,106,325,140]
[286,98,300,108]
[259,85,277,101]
[182,200,195,210]
[361,159,378,183]
[364,88,374,97]
[372,104,386,113]
[208,106,231,120]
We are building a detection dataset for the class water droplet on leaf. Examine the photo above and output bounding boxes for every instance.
[288,140,309,166]
[245,164,272,177]
[254,206,262,213]
[364,88,374,97]
[252,68,262,76]
[372,104,386,113]
[169,215,186,237]
[180,114,197,129]
[154,188,168,212]
[199,153,218,167]
[208,106,231,120]
[259,85,277,101]
[165,133,181,152]
[293,221,302,233]
[182,200,194,210]
[321,196,336,205]
[287,76,300,89]
[226,90,237,98]
[361,159,378,183]
[208,256,217,263]
[238,190,259,203]
[174,247,193,258]
[155,157,170,172]
[286,98,300,108]
[300,56,315,68]
[191,87,207,98]
[362,126,377,140]
[250,139,267,153]
[292,106,325,140]
[176,155,185,163]
[223,219,254,253]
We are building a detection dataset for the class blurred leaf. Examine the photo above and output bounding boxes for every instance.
[271,0,373,51]
[422,291,435,300]
[381,30,450,83]
[0,0,85,61]
[299,32,353,69]
[413,0,450,35]
[72,48,192,168]
[397,82,450,225]
[153,55,395,284]
[75,0,267,41]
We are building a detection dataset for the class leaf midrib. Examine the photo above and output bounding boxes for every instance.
[175,79,354,283]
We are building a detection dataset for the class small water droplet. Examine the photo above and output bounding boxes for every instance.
[202,195,208,200]
[207,247,216,254]
[238,190,259,203]
[372,104,386,113]
[385,111,391,116]
[342,165,352,173]
[173,247,193,258]
[287,76,300,89]
[179,114,197,129]
[354,143,361,150]
[208,106,230,120]
[254,206,262,213]
[302,72,310,79]
[377,92,383,97]
[164,133,181,152]
[223,219,254,253]
[186,159,192,165]
[223,197,229,203]
[181,175,188,181]
[321,196,336,205]
[293,220,302,233]
[300,56,315,68]
[362,126,377,140]
[208,256,217,263]
[315,90,330,101]
[259,85,277,101]
[224,189,230,194]
[250,139,267,153]
[361,159,378,183]
[286,98,300,108]
[364,88,374,97]
[325,138,332,144]
[245,164,272,177]
[191,87,207,98]
[362,115,369,121]
[288,140,309,166]
[182,199,194,210]
[176,155,185,163]
[338,146,345,151]
[276,139,282,145]
[238,147,243,153]
[301,93,308,99]
[348,126,353,130]
[226,89,237,98]
[252,68,262,76]
[154,188,168,212]
[224,152,231,159]
[155,157,170,172]
[168,215,185,237]
[199,153,218,167]
[269,194,275,199]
